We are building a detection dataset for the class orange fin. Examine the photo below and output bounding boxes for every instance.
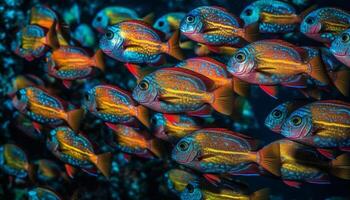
[257,142,281,176]
[308,56,330,84]
[142,13,155,25]
[136,105,150,128]
[46,21,59,50]
[233,78,250,96]
[243,22,259,42]
[165,31,184,60]
[91,49,105,72]
[251,188,270,200]
[66,109,84,132]
[330,153,350,180]
[210,86,234,115]
[148,139,164,158]
[259,85,278,99]
[125,63,155,81]
[90,152,112,178]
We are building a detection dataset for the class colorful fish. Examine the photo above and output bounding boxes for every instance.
[34,159,65,183]
[85,85,150,128]
[12,24,58,61]
[47,126,111,178]
[27,187,62,200]
[180,180,269,200]
[92,6,152,33]
[165,169,200,196]
[99,20,183,64]
[281,100,350,152]
[12,87,83,132]
[151,113,201,143]
[227,40,330,98]
[154,12,186,38]
[72,24,96,48]
[46,46,105,88]
[132,68,233,116]
[0,144,33,178]
[180,6,257,47]
[272,139,350,187]
[240,0,299,33]
[265,101,307,133]
[171,128,281,177]
[300,7,350,45]
[106,124,163,158]
[330,28,350,68]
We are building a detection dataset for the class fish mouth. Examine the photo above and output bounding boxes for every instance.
[332,48,349,57]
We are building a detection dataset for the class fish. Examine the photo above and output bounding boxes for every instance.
[165,169,199,195]
[8,74,45,96]
[12,24,58,61]
[92,6,154,33]
[131,67,234,116]
[300,7,350,45]
[227,40,330,98]
[0,144,33,179]
[46,46,105,88]
[151,113,201,143]
[85,84,150,128]
[265,101,307,133]
[34,159,66,183]
[106,124,163,158]
[240,0,299,33]
[63,3,80,25]
[175,57,250,96]
[171,128,281,177]
[47,126,111,178]
[99,20,183,64]
[180,6,258,47]
[153,12,186,38]
[180,180,269,200]
[12,87,84,132]
[281,100,350,153]
[330,28,350,68]
[272,139,350,187]
[72,24,96,48]
[27,187,62,200]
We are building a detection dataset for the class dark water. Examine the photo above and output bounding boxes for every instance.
[0,0,350,199]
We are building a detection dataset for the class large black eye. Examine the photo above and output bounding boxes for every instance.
[235,52,246,63]
[178,141,189,151]
[272,110,282,118]
[84,93,89,100]
[291,116,302,126]
[16,92,21,99]
[96,16,102,22]
[158,21,164,27]
[305,17,315,25]
[186,15,195,23]
[105,30,114,40]
[138,80,149,90]
[341,33,350,43]
[186,184,194,193]
[245,9,253,16]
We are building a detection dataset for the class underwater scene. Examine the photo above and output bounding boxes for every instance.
[1,0,350,199]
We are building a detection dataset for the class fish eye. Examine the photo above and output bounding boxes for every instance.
[84,93,89,100]
[158,21,164,27]
[186,15,195,23]
[105,30,114,40]
[16,92,21,99]
[341,33,350,43]
[305,17,315,25]
[291,116,302,126]
[235,52,246,63]
[178,141,189,151]
[96,16,102,22]
[272,110,282,118]
[138,80,149,91]
[245,9,253,16]
[186,184,194,193]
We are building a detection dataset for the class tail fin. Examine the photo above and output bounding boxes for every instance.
[90,152,112,178]
[250,188,270,200]
[66,109,84,132]
[164,31,184,60]
[136,105,150,128]
[233,78,250,97]
[330,153,350,180]
[210,86,234,116]
[148,139,164,158]
[243,22,259,42]
[330,69,350,97]
[92,49,105,72]
[46,21,59,49]
[257,142,281,177]
[142,13,155,25]
[307,56,331,84]
[125,63,155,81]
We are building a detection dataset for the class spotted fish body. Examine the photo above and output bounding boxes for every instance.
[165,169,199,196]
[172,128,281,176]
[85,85,149,128]
[180,6,247,46]
[281,100,350,149]
[300,7,350,45]
[330,28,350,68]
[152,113,201,143]
[27,187,61,200]
[99,20,183,64]
[0,144,30,178]
[240,0,298,33]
